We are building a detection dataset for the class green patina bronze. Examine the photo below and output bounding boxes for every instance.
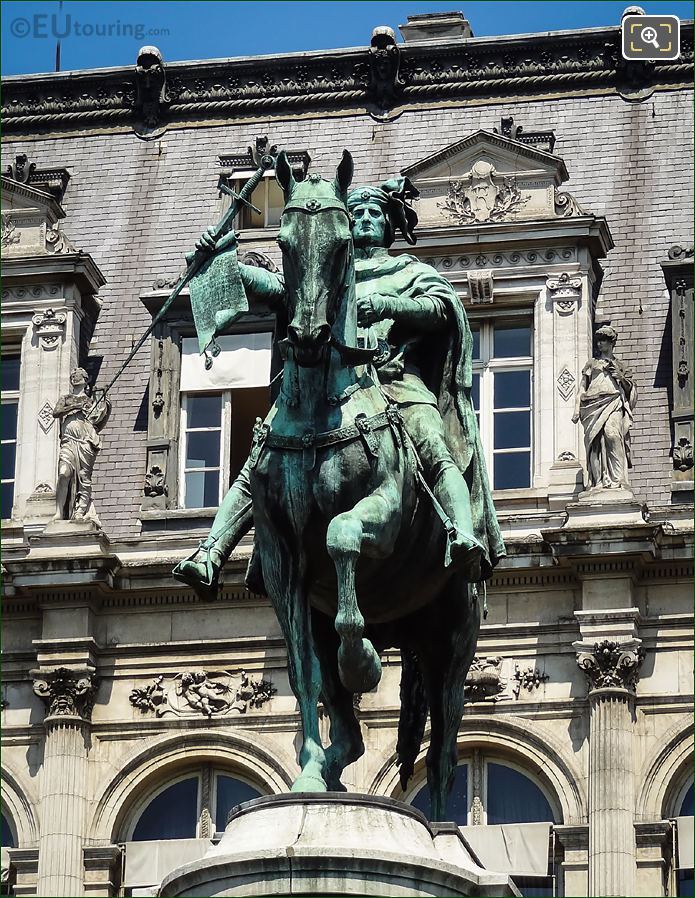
[173,150,505,819]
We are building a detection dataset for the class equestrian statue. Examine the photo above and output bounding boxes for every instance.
[173,150,505,820]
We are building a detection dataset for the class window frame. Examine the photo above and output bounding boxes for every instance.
[230,170,284,231]
[469,315,534,492]
[125,766,265,842]
[1,350,21,521]
[178,390,232,510]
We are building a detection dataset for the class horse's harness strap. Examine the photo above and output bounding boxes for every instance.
[251,406,404,469]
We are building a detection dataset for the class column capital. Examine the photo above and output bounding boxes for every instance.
[574,638,645,694]
[31,665,98,723]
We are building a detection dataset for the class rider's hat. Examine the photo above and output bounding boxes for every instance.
[347,177,420,245]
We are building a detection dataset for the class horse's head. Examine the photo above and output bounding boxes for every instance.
[276,149,354,367]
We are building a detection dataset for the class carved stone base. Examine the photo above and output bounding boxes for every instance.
[159,793,519,897]
[22,487,57,539]
[564,492,647,528]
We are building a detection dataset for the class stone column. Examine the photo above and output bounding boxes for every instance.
[31,666,98,897]
[575,639,644,898]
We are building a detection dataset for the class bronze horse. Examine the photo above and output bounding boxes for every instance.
[245,151,481,819]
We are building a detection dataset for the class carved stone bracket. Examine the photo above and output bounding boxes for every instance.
[575,639,645,693]
[554,189,586,217]
[467,270,494,304]
[45,225,75,255]
[133,45,170,139]
[547,272,582,314]
[129,669,276,718]
[31,308,67,350]
[31,666,99,721]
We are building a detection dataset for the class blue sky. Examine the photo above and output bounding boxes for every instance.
[2,0,692,76]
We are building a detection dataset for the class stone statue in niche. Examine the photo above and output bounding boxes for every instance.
[572,326,637,493]
[52,368,111,522]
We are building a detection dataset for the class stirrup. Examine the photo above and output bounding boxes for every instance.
[172,537,221,601]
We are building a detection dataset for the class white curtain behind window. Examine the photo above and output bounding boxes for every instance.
[180,334,271,392]
[460,822,551,876]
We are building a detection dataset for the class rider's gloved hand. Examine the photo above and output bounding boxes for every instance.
[357,294,391,326]
[195,226,218,255]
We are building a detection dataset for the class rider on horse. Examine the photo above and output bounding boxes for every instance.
[174,173,504,598]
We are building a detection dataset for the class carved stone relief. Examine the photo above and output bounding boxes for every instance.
[439,161,528,224]
[31,308,67,350]
[547,272,582,314]
[1,214,20,247]
[464,656,549,702]
[422,248,575,273]
[556,367,576,401]
[467,270,494,303]
[37,401,55,433]
[45,224,75,255]
[143,465,167,497]
[129,669,276,718]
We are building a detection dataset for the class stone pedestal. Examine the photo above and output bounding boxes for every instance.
[564,489,647,528]
[159,793,519,897]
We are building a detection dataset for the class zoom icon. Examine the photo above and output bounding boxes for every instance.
[622,14,680,60]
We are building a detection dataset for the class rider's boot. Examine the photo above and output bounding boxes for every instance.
[432,463,485,579]
[173,462,254,600]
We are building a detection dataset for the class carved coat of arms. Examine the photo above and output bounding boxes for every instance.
[439,160,528,224]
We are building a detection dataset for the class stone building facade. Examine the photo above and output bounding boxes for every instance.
[1,10,693,897]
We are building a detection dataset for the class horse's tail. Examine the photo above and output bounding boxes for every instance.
[396,648,429,791]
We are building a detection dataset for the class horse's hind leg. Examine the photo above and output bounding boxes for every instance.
[312,609,365,790]
[326,483,401,694]
[414,577,480,820]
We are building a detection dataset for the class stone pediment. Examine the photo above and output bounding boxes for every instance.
[402,130,585,227]
[1,176,76,257]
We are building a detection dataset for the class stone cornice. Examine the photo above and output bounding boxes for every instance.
[1,253,106,295]
[2,23,692,134]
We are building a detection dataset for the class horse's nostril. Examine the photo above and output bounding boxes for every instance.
[314,324,332,345]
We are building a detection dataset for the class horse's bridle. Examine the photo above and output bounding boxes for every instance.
[279,193,379,365]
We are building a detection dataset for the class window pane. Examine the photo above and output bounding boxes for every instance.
[494,412,530,450]
[1,442,16,480]
[267,180,284,227]
[185,431,221,469]
[132,777,199,841]
[494,371,530,409]
[493,324,531,358]
[1,482,14,519]
[1,813,14,848]
[680,782,694,817]
[187,394,222,429]
[215,776,262,831]
[678,870,695,897]
[239,182,265,229]
[515,876,554,897]
[1,402,18,441]
[471,327,480,360]
[1,357,20,392]
[494,452,531,490]
[410,764,468,824]
[185,470,219,508]
[486,763,554,824]
[471,374,480,412]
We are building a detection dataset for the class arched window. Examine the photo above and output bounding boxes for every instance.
[679,781,694,817]
[128,766,262,841]
[676,779,694,898]
[408,754,559,825]
[1,812,14,848]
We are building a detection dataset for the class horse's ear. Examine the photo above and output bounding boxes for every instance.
[335,149,354,195]
[275,151,295,195]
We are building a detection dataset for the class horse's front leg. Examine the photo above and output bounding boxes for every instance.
[255,521,327,792]
[326,481,401,694]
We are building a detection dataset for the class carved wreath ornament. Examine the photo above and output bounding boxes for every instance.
[439,161,528,225]
[129,669,275,718]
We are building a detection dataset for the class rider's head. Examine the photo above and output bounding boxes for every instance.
[347,178,420,248]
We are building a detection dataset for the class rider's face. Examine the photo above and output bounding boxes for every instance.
[350,203,388,248]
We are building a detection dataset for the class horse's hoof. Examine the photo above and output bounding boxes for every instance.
[291,773,327,793]
[338,639,382,694]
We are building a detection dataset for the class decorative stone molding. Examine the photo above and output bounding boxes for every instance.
[143,465,167,497]
[44,224,75,254]
[464,656,549,702]
[547,272,582,314]
[422,248,576,272]
[357,26,405,112]
[31,308,67,350]
[554,190,586,217]
[575,639,645,692]
[466,270,494,303]
[668,244,694,261]
[31,666,99,721]
[556,367,576,401]
[3,153,70,201]
[1,213,20,247]
[220,137,309,180]
[129,669,276,718]
[241,250,279,272]
[37,401,55,433]
[439,162,528,224]
[493,115,556,153]
[133,45,170,139]
[4,24,690,132]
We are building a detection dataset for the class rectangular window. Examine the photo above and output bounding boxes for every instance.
[179,335,272,509]
[471,320,533,491]
[1,354,20,519]
[232,174,284,229]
